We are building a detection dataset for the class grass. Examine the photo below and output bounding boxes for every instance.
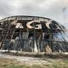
[52,59,68,68]
[0,58,68,68]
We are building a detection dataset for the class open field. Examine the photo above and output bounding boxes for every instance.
[0,53,68,68]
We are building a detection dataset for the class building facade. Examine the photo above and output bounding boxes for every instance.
[0,16,67,53]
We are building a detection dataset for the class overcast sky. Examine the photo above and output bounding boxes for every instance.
[0,0,68,27]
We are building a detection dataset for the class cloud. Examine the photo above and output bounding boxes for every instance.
[0,0,68,27]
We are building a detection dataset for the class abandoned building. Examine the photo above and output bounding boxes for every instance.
[0,16,68,53]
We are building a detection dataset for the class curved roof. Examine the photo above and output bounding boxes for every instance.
[0,15,51,22]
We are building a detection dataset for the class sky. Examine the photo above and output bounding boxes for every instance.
[0,0,68,27]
